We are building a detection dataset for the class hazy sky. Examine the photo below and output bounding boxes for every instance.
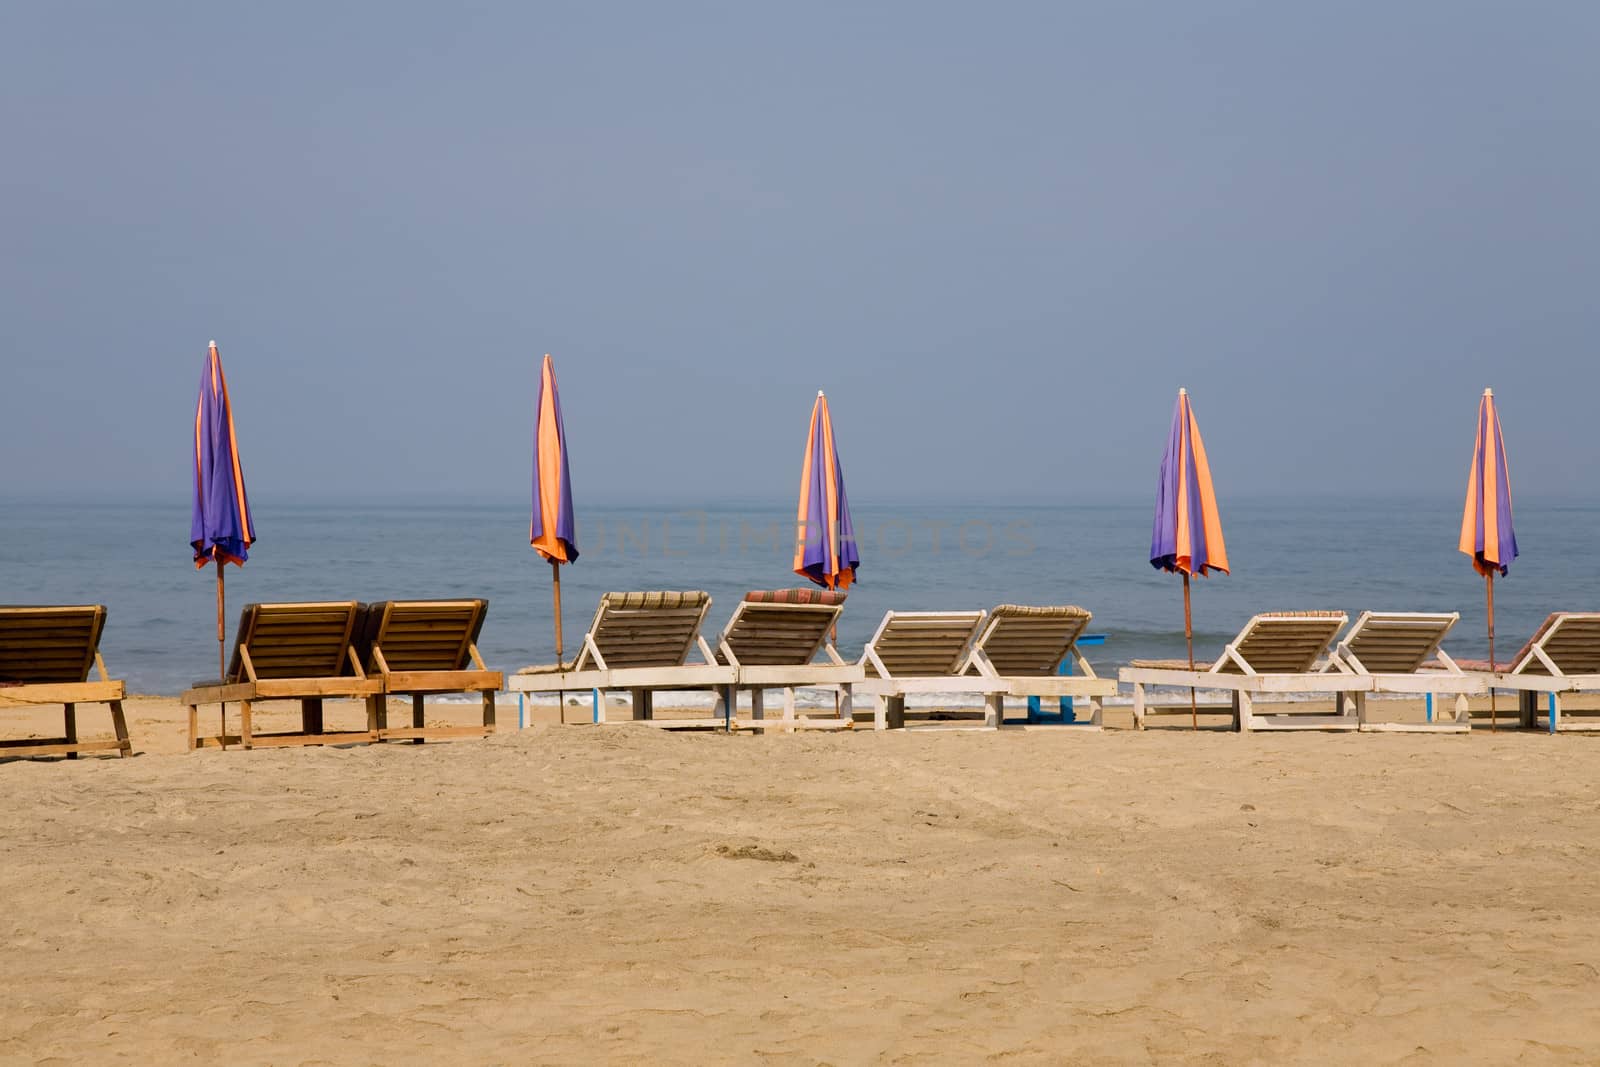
[3,2,1596,504]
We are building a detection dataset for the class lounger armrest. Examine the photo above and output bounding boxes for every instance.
[696,635,718,665]
[963,647,1002,680]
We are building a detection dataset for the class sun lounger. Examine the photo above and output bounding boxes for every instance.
[359,599,502,743]
[0,605,132,759]
[856,610,1005,730]
[508,591,737,728]
[181,601,382,750]
[713,589,864,731]
[1326,611,1482,733]
[1456,612,1600,732]
[963,605,1118,729]
[1119,611,1360,731]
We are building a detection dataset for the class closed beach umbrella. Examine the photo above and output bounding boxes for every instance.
[1149,387,1229,729]
[191,340,256,703]
[1458,387,1517,730]
[530,354,579,666]
[793,390,859,591]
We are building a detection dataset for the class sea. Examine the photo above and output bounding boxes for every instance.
[3,493,1596,704]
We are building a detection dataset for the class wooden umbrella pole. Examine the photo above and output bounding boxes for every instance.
[1184,572,1197,731]
[551,558,564,668]
[216,559,226,744]
[1486,571,1496,733]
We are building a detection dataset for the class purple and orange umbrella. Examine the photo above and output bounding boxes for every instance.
[1149,387,1229,728]
[191,340,255,703]
[794,390,858,592]
[1459,387,1517,729]
[531,354,579,666]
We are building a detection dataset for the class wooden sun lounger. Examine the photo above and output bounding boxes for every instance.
[181,601,382,750]
[360,599,502,743]
[1119,612,1361,731]
[508,591,737,728]
[714,590,864,732]
[1457,612,1600,732]
[964,605,1118,730]
[857,610,1005,730]
[1326,611,1482,733]
[0,605,131,759]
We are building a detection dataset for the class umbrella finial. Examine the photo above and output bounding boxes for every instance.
[209,339,216,348]
[817,389,825,397]
[1484,387,1494,397]
[1179,386,1187,396]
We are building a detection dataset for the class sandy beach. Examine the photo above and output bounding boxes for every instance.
[2,697,1598,1064]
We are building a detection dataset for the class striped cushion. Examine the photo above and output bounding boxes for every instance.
[743,588,847,606]
[600,591,709,610]
[990,604,1090,619]
[1260,610,1345,618]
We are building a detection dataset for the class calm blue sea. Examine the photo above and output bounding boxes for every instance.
[2,493,1596,696]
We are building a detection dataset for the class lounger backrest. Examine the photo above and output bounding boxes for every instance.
[1221,612,1346,674]
[229,601,365,681]
[969,604,1092,677]
[717,590,845,666]
[580,591,712,670]
[1338,612,1458,673]
[361,599,487,672]
[0,605,107,684]
[863,611,985,678]
[1515,612,1600,675]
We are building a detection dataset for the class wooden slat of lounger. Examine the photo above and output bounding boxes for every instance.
[237,603,360,680]
[0,606,104,684]
[873,619,976,676]
[1344,616,1453,673]
[370,600,483,673]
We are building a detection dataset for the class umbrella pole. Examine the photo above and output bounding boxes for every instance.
[550,558,564,668]
[1184,572,1197,731]
[1486,571,1496,732]
[216,560,226,745]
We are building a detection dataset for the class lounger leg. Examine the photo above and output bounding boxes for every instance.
[1453,693,1469,724]
[109,699,131,757]
[1549,692,1561,733]
[839,682,853,725]
[240,700,254,749]
[888,695,906,731]
[752,689,765,722]
[872,694,887,731]
[1132,684,1146,730]
[1351,692,1366,728]
[783,687,797,734]
[482,690,496,733]
[984,693,1002,729]
[1085,696,1102,728]
[187,704,198,752]
[63,703,77,759]
[411,694,425,743]
[303,698,325,738]
[1236,691,1253,732]
[641,690,654,720]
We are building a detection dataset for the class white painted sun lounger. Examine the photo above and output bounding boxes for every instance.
[1457,612,1600,732]
[1119,611,1361,731]
[714,590,864,732]
[963,605,1117,730]
[1326,611,1481,733]
[857,610,1005,730]
[509,591,737,728]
